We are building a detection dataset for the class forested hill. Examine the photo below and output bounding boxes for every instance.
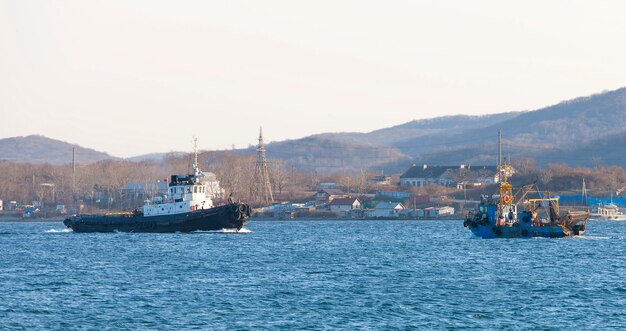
[401,87,626,168]
[0,135,116,165]
[2,87,626,173]
[257,87,626,172]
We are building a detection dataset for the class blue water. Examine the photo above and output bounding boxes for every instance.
[1,220,625,330]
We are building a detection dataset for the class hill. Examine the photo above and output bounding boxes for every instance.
[0,135,116,165]
[2,87,626,172]
[315,112,522,147]
[246,136,411,173]
[400,88,626,167]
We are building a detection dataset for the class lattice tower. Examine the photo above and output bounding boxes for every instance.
[253,127,274,204]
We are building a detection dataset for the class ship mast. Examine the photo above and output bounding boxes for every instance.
[191,137,204,181]
[498,130,512,211]
[498,129,502,181]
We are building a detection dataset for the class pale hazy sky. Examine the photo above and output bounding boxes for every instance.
[1,1,625,157]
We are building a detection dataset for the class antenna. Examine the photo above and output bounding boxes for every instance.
[252,126,274,205]
[191,136,204,180]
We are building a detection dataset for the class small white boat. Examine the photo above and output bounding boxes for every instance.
[590,202,626,221]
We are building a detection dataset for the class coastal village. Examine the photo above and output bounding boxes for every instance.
[0,158,504,221]
[2,156,619,221]
[255,164,484,220]
[2,129,626,223]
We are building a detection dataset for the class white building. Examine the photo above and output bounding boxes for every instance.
[329,197,362,215]
[367,202,404,218]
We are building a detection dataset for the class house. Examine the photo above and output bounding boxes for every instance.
[400,164,458,187]
[400,164,502,187]
[366,202,405,218]
[315,189,349,204]
[329,197,362,216]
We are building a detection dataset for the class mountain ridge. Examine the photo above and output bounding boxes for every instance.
[0,135,117,165]
[1,87,626,172]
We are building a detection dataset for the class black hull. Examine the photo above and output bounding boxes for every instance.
[63,203,251,233]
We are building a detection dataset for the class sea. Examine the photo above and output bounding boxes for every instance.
[1,220,625,330]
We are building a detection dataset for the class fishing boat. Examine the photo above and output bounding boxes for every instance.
[463,130,590,238]
[63,141,252,233]
[590,202,626,221]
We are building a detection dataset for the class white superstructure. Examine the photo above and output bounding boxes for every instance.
[142,140,214,217]
[590,203,626,221]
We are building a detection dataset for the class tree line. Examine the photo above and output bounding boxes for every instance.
[1,153,625,212]
[0,151,380,211]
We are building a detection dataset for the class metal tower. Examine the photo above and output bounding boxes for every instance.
[253,127,274,205]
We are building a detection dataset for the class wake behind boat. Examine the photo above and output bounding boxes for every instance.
[64,141,252,233]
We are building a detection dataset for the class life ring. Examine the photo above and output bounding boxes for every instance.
[522,215,530,223]
[502,194,511,204]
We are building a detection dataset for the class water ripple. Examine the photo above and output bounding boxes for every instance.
[0,220,625,329]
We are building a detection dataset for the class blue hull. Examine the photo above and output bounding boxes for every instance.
[464,205,588,239]
[467,223,585,239]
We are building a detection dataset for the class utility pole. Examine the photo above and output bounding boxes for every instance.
[252,127,274,205]
[72,147,76,192]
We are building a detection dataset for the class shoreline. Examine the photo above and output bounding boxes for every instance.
[249,217,462,221]
[0,217,463,223]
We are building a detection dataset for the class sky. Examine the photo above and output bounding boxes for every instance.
[1,1,626,157]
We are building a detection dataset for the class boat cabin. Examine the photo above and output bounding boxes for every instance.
[142,172,214,217]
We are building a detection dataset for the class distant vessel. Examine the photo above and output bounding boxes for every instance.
[64,141,251,233]
[463,130,590,238]
[590,202,626,221]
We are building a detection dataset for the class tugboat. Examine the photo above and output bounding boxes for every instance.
[463,130,590,238]
[63,141,252,233]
